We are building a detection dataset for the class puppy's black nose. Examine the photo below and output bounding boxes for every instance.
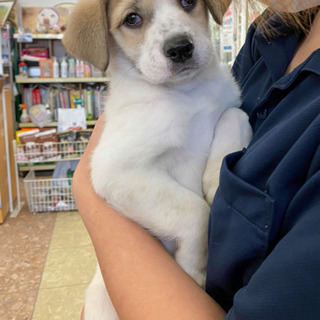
[164,36,194,63]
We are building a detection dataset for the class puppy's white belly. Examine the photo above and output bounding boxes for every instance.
[92,110,214,205]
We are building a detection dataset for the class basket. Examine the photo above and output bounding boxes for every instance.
[24,170,77,213]
[14,140,89,213]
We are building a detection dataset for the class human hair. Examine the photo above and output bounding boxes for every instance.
[249,2,320,38]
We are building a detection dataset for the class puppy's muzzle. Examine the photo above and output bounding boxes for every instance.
[164,36,194,63]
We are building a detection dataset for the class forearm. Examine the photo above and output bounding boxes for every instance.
[74,179,225,320]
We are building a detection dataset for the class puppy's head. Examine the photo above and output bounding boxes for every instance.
[63,0,231,84]
[38,8,60,28]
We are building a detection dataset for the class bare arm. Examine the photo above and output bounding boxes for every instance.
[73,114,226,320]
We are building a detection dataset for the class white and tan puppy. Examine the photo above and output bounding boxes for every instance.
[37,8,60,31]
[64,0,252,319]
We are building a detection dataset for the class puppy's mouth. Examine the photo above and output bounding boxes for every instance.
[174,64,197,75]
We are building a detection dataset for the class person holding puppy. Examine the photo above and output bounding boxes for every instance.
[73,0,320,319]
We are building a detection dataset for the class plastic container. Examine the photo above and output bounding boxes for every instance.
[19,62,28,77]
[84,63,91,77]
[20,104,30,123]
[68,58,75,78]
[29,67,41,78]
[79,61,85,78]
[61,57,68,78]
[76,59,81,77]
[53,57,60,78]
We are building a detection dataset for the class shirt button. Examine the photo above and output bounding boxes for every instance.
[257,108,269,120]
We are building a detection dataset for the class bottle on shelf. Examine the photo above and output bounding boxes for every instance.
[74,98,83,108]
[20,104,30,123]
[18,62,28,78]
[53,57,60,78]
[68,58,75,78]
[84,63,91,78]
[61,57,68,78]
[79,61,85,78]
[86,88,93,120]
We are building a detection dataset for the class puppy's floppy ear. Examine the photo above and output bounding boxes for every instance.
[63,0,109,71]
[205,0,232,25]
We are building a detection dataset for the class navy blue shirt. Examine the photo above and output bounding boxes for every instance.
[206,13,320,319]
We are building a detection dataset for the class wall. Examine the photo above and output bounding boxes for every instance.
[16,0,79,26]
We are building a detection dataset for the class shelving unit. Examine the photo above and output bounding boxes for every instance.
[14,30,109,120]
[11,30,107,216]
[14,31,108,133]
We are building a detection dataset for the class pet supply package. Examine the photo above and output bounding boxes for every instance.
[18,129,41,161]
[57,107,86,132]
[57,130,78,159]
[52,160,79,187]
[35,129,59,160]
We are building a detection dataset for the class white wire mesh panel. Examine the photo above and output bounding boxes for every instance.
[16,141,88,163]
[24,170,77,213]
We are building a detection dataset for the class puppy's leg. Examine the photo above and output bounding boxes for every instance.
[84,266,119,320]
[203,108,253,205]
[94,170,210,288]
[135,175,210,288]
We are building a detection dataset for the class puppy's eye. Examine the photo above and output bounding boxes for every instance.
[123,13,143,28]
[180,0,197,10]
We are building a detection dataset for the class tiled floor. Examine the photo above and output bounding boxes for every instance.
[0,180,97,320]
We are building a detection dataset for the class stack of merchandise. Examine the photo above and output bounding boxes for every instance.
[22,84,107,121]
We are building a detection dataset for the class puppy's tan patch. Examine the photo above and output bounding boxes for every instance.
[108,0,154,61]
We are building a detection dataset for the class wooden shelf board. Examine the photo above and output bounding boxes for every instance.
[18,164,57,172]
[14,33,64,40]
[18,120,97,128]
[15,77,109,84]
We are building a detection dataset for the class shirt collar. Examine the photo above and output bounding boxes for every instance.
[254,13,301,82]
[253,12,320,81]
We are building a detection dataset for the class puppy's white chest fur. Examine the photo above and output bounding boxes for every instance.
[91,63,238,204]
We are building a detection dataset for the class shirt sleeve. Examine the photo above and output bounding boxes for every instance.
[225,168,320,320]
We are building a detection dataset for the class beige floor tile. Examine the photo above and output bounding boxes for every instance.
[50,211,92,249]
[40,246,97,289]
[32,285,86,320]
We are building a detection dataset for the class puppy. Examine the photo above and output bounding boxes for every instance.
[63,0,252,319]
[37,8,60,31]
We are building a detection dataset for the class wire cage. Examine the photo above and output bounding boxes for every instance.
[24,170,76,213]
[15,141,88,164]
[14,141,88,213]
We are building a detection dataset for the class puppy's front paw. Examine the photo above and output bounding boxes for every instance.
[189,270,206,288]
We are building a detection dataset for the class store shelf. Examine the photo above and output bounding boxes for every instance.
[14,33,64,40]
[15,77,110,84]
[18,120,97,128]
[18,164,57,172]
